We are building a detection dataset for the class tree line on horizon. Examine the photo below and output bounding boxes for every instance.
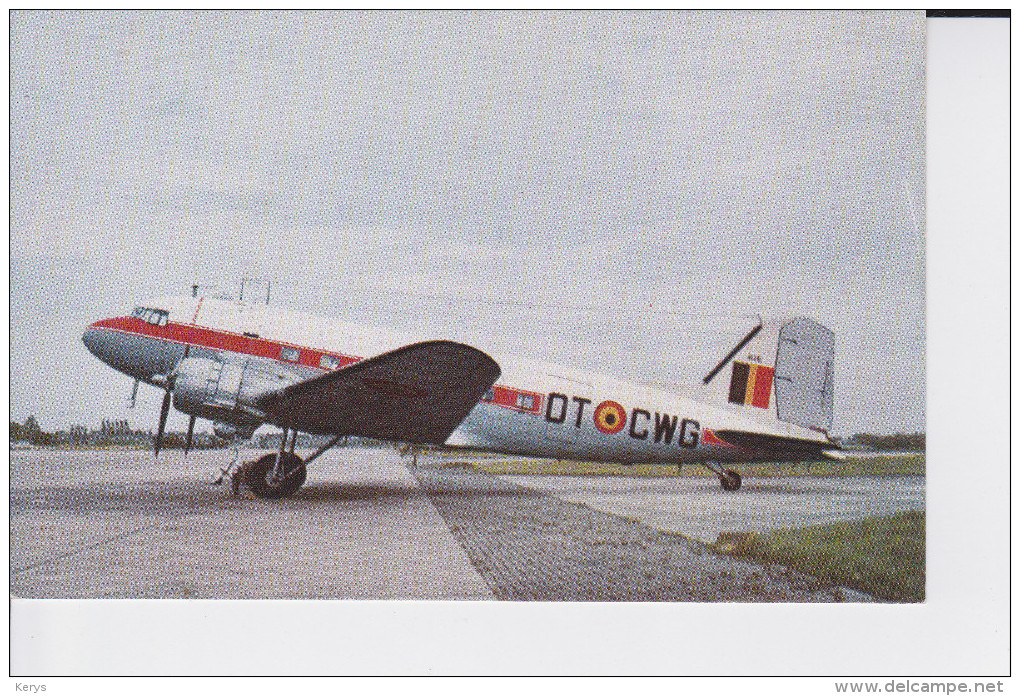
[843,432,925,452]
[12,415,926,452]
[9,416,227,449]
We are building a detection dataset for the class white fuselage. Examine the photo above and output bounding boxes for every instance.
[82,296,829,465]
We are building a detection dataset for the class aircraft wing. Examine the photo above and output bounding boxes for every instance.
[255,340,501,444]
[713,429,844,461]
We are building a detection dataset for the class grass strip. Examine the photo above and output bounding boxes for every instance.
[725,510,925,602]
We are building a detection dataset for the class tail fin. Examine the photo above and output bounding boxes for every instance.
[702,317,835,434]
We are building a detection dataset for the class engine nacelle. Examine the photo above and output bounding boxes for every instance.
[172,356,304,430]
[212,421,256,441]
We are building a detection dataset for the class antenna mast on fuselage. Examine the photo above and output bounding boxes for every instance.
[188,279,273,303]
[239,277,272,305]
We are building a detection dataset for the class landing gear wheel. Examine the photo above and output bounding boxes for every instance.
[246,453,307,499]
[720,469,742,492]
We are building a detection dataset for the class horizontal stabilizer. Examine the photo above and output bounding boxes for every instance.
[256,340,501,444]
[713,429,841,461]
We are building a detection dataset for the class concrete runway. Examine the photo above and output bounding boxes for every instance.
[11,448,493,599]
[500,473,925,543]
[10,448,923,600]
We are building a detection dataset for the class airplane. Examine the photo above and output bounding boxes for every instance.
[81,296,843,498]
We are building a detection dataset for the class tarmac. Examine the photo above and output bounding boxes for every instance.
[11,448,493,599]
[500,472,925,543]
[10,448,924,600]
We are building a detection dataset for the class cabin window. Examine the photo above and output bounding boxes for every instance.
[516,394,534,410]
[319,354,341,370]
[280,346,300,362]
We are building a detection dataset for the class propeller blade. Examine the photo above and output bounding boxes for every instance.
[184,416,196,456]
[154,389,171,457]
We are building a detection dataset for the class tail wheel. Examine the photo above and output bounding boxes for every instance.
[720,469,742,492]
[246,453,307,499]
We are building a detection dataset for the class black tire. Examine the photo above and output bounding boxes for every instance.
[720,469,742,492]
[245,453,307,499]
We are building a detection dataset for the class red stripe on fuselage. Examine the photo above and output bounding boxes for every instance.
[91,316,528,413]
[482,384,543,414]
[91,317,360,371]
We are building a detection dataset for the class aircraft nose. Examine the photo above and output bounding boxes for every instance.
[82,323,105,359]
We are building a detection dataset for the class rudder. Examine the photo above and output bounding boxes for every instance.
[773,317,835,432]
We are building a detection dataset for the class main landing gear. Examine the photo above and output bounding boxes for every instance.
[217,429,348,499]
[245,452,307,499]
[702,461,742,491]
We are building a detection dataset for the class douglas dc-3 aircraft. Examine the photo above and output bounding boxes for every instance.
[82,296,842,498]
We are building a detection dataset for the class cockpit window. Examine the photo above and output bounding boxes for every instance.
[132,307,169,326]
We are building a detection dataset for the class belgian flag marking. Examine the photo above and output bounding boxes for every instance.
[728,361,774,409]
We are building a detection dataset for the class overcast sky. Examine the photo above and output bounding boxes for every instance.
[11,10,925,436]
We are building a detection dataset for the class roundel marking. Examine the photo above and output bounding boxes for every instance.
[593,400,627,434]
